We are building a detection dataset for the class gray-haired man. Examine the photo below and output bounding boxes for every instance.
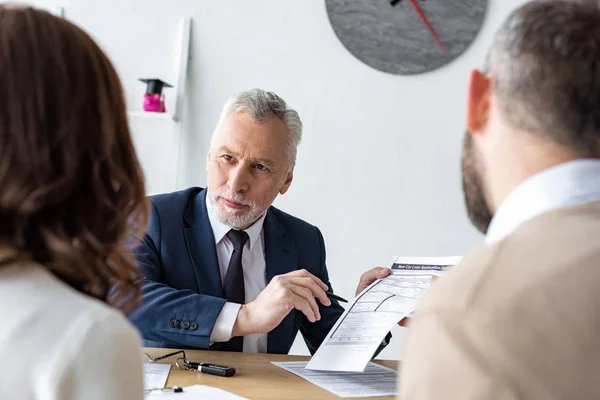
[130,89,386,354]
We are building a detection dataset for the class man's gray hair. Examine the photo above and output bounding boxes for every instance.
[214,88,303,171]
[486,0,600,156]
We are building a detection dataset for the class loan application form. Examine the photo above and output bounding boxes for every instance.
[306,256,462,372]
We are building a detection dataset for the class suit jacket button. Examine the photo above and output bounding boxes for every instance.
[189,322,198,331]
[180,320,191,329]
[169,319,179,328]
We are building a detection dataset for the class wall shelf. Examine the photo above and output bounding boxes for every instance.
[126,17,192,195]
[127,17,191,122]
[49,6,191,196]
[127,111,174,120]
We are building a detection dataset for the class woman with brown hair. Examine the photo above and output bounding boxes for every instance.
[0,5,149,399]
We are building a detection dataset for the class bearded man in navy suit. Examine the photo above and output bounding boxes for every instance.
[130,89,390,354]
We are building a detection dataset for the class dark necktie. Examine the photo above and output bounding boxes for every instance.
[220,229,249,352]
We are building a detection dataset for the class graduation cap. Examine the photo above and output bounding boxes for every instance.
[139,78,173,96]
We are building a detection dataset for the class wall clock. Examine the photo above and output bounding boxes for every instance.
[325,0,488,75]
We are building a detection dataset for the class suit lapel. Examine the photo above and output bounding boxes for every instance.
[182,190,223,297]
[264,210,298,354]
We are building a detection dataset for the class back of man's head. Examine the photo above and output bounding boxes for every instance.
[488,0,600,156]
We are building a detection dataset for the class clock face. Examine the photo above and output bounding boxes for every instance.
[326,0,488,75]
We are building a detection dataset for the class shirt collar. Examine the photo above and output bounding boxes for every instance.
[486,159,600,245]
[205,193,266,249]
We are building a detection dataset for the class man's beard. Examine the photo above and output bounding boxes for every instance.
[208,189,266,230]
[461,132,493,234]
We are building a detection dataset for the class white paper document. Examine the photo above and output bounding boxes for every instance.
[306,256,462,372]
[145,384,249,399]
[273,361,397,398]
[143,363,171,391]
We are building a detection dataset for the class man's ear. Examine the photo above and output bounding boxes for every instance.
[279,170,294,195]
[466,69,492,135]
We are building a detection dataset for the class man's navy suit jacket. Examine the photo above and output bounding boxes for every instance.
[129,187,345,354]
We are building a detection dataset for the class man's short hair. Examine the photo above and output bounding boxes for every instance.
[487,0,600,156]
[215,89,303,171]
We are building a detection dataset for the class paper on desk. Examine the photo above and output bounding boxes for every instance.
[273,361,397,398]
[306,256,462,372]
[145,384,249,399]
[143,363,171,391]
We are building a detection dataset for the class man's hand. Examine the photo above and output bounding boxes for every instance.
[355,267,419,328]
[232,269,332,337]
[355,267,391,296]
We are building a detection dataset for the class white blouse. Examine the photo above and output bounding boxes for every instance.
[0,262,144,400]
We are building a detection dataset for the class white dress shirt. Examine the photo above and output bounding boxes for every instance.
[486,159,600,245]
[0,261,144,400]
[207,196,268,353]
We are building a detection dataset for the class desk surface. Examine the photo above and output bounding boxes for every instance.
[144,348,398,400]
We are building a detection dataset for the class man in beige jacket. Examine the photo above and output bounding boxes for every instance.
[399,1,600,399]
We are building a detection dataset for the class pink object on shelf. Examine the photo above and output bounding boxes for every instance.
[143,93,166,113]
[139,78,172,113]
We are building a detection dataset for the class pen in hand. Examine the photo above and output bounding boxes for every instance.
[325,291,348,303]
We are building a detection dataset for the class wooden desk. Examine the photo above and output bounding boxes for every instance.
[144,348,398,400]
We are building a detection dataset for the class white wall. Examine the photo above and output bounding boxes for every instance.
[17,0,529,360]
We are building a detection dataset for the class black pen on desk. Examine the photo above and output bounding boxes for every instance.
[326,291,348,303]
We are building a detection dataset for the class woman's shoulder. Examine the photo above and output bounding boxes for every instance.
[0,262,144,399]
[0,261,141,348]
[46,289,144,399]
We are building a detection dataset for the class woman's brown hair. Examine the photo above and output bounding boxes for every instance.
[0,5,149,312]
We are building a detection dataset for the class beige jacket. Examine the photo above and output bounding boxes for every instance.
[399,201,600,399]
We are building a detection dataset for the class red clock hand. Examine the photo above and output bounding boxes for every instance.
[409,0,447,53]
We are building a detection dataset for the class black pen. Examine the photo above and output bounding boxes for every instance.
[326,291,348,303]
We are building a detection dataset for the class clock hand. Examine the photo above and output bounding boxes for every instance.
[409,0,447,53]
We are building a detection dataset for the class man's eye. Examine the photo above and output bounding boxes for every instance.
[253,164,267,171]
[222,155,233,162]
